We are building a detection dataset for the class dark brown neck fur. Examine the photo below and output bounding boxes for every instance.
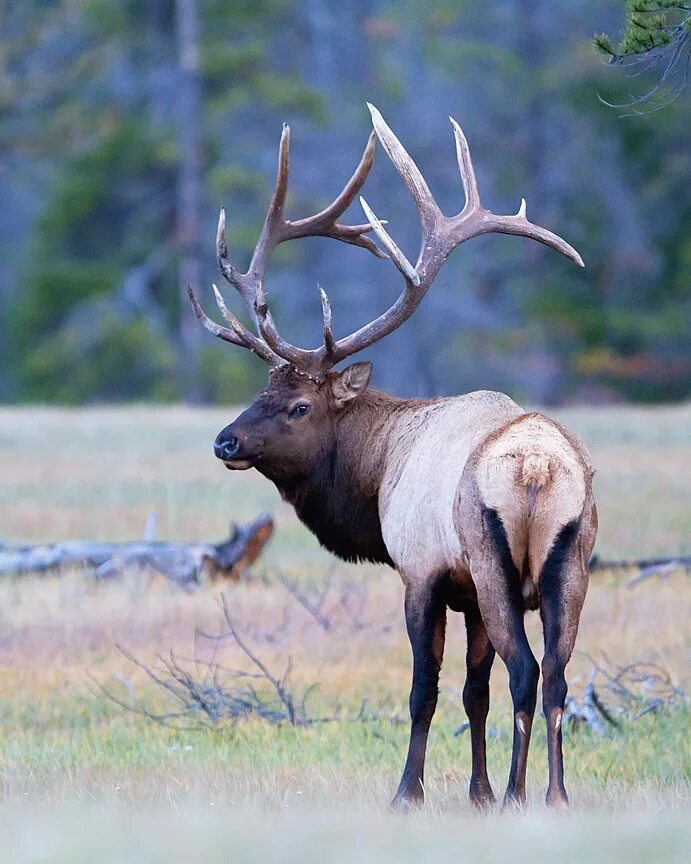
[260,389,423,567]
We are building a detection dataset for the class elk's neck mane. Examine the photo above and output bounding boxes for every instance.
[265,389,421,567]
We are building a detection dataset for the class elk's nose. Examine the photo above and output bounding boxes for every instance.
[214,435,240,461]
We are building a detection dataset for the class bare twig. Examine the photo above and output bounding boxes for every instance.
[278,571,334,631]
[565,655,685,736]
[95,591,335,730]
[219,593,297,723]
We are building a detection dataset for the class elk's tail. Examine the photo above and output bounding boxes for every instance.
[518,452,550,609]
[521,452,551,489]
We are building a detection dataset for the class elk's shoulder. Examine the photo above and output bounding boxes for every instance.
[379,391,524,576]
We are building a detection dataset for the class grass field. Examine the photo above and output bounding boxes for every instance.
[0,403,689,862]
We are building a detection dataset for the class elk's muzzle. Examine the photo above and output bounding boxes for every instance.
[213,427,257,470]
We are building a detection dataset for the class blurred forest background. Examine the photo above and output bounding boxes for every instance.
[1,0,689,406]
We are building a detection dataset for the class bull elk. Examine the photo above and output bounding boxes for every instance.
[189,105,597,810]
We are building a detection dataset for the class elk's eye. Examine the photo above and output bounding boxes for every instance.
[290,403,310,418]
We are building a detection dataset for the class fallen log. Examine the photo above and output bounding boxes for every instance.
[0,513,274,587]
[588,554,690,587]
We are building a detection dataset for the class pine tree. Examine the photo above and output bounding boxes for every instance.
[594,1,691,111]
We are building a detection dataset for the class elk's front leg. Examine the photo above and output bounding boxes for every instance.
[463,606,496,807]
[392,577,446,810]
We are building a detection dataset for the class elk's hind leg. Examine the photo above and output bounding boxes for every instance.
[392,576,447,810]
[468,508,539,808]
[539,518,590,809]
[463,605,496,807]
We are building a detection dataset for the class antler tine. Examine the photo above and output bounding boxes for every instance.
[288,130,384,257]
[258,124,385,260]
[449,117,481,213]
[187,285,243,346]
[216,206,229,264]
[187,284,280,365]
[211,284,281,364]
[267,123,291,226]
[253,286,312,369]
[214,126,292,330]
[359,196,420,286]
[216,207,255,318]
[367,103,442,235]
[318,285,336,356]
[482,199,585,267]
[187,285,278,365]
[446,115,584,267]
[314,130,377,222]
[243,123,291,306]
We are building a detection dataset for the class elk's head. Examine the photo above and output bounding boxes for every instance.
[190,105,583,481]
[213,361,371,480]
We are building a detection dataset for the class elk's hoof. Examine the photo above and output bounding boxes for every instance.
[469,783,496,810]
[501,791,527,812]
[545,789,569,811]
[391,789,424,813]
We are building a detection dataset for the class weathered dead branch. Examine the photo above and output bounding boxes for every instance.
[0,513,273,587]
[95,593,333,729]
[565,657,685,736]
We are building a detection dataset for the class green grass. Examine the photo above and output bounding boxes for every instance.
[2,691,688,804]
[0,404,689,860]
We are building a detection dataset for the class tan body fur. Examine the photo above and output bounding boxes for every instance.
[340,388,595,603]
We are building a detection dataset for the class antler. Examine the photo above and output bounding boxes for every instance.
[188,125,383,372]
[190,105,584,378]
[332,104,584,362]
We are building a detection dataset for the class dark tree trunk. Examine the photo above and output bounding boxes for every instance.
[175,0,204,400]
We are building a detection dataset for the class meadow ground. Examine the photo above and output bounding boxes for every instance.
[0,403,689,862]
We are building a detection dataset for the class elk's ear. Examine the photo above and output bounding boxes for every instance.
[329,362,372,409]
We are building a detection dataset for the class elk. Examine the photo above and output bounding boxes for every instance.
[189,105,597,810]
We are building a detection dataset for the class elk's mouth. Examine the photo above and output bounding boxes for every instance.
[222,457,255,471]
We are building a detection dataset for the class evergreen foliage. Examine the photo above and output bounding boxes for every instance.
[595,1,687,57]
[594,1,691,110]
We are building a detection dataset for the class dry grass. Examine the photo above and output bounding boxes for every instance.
[0,403,689,860]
